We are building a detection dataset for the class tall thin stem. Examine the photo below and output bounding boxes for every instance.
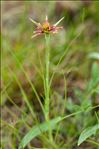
[44,34,50,121]
[44,34,53,142]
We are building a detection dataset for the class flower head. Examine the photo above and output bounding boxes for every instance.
[29,16,64,38]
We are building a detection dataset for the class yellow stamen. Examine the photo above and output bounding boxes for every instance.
[42,22,50,33]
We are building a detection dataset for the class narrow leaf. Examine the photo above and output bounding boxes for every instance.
[19,116,61,149]
[86,63,99,93]
[88,52,99,60]
[78,124,99,146]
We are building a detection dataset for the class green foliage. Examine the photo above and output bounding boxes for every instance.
[19,117,61,149]
[78,124,99,146]
[89,52,99,60]
[1,1,99,149]
[86,62,99,95]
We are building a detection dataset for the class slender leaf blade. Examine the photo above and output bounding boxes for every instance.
[78,124,99,146]
[19,116,61,149]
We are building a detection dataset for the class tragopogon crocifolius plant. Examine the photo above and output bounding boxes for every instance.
[30,15,64,141]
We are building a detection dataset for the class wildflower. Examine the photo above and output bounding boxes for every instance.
[29,16,64,38]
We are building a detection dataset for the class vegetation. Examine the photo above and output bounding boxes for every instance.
[1,1,99,149]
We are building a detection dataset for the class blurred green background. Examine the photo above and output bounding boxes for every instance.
[1,1,99,149]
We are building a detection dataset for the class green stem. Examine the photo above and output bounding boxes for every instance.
[44,34,53,142]
[44,34,50,121]
[87,139,99,147]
